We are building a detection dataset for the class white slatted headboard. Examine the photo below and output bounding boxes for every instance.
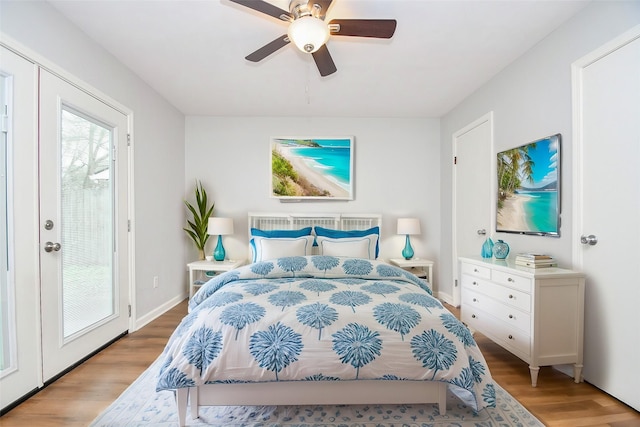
[248,212,382,258]
[248,212,382,236]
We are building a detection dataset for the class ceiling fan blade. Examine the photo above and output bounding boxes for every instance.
[328,19,397,38]
[308,0,334,19]
[245,35,290,62]
[312,45,337,77]
[229,0,293,21]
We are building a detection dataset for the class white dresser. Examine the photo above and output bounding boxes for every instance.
[459,256,585,387]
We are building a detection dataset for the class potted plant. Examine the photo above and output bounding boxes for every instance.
[183,181,215,260]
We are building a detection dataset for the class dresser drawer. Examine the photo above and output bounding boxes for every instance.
[462,288,530,333]
[492,269,532,293]
[486,283,531,313]
[462,307,530,359]
[461,273,490,290]
[460,262,491,280]
[462,274,531,313]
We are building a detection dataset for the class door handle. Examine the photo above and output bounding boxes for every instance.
[477,229,486,235]
[44,241,61,252]
[580,234,598,246]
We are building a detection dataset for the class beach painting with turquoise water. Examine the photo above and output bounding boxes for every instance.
[496,134,560,236]
[271,137,353,200]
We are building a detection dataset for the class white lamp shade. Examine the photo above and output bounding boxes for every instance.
[208,217,234,236]
[397,218,421,235]
[287,16,330,53]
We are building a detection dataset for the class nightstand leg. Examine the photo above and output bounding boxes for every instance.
[189,269,194,299]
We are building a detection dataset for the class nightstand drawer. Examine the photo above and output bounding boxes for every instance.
[460,262,491,280]
[492,270,532,293]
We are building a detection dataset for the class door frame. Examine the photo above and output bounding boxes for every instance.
[1,34,136,346]
[571,25,640,267]
[451,111,494,306]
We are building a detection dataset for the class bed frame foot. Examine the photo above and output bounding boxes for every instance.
[176,388,189,427]
[438,382,447,415]
[190,386,199,419]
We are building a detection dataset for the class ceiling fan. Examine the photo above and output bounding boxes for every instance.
[229,0,397,77]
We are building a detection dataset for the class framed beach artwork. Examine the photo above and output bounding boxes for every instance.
[270,137,354,200]
[496,133,561,237]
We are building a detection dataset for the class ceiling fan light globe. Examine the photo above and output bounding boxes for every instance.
[288,15,329,54]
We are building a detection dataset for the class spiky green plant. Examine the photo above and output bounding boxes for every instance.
[184,181,215,260]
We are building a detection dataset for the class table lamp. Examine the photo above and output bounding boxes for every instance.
[397,218,421,260]
[208,217,234,261]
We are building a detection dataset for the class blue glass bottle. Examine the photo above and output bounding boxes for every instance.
[481,237,494,258]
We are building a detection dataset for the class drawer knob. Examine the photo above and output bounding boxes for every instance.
[508,277,514,282]
[471,314,476,319]
[474,268,479,272]
[508,314,514,319]
[508,334,513,340]
[473,298,477,302]
[473,281,478,286]
[509,294,514,299]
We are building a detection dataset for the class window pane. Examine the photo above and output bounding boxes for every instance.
[60,107,114,338]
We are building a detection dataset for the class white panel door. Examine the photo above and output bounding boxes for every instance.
[574,31,640,410]
[0,46,41,410]
[39,69,130,381]
[452,113,493,306]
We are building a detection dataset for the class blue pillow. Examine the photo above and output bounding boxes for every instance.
[314,226,380,258]
[250,227,312,238]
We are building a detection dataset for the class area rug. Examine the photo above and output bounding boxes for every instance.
[90,357,544,427]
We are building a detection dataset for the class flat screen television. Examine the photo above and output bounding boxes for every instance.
[496,133,561,237]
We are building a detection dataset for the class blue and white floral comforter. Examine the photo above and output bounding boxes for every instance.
[156,256,496,411]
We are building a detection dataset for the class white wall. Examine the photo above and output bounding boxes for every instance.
[185,116,442,284]
[0,1,187,325]
[439,1,640,298]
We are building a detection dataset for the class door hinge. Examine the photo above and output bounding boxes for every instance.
[1,105,8,133]
[128,304,132,317]
[127,219,131,232]
[127,133,131,146]
[454,156,457,165]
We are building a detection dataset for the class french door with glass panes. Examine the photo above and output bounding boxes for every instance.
[39,69,130,382]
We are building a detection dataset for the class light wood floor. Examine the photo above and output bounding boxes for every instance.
[1,300,638,426]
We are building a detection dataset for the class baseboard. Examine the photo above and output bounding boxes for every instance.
[437,291,455,307]
[133,294,186,331]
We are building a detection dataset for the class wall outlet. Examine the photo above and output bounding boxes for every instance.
[153,276,159,288]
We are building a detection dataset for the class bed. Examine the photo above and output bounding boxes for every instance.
[157,213,496,426]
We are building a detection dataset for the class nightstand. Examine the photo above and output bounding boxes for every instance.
[187,259,245,298]
[389,258,435,289]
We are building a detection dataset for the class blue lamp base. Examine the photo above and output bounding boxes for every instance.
[402,235,414,260]
[213,235,226,261]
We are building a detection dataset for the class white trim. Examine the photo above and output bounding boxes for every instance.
[134,294,185,331]
[0,33,131,116]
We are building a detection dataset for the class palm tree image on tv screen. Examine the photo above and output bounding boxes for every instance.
[496,134,561,237]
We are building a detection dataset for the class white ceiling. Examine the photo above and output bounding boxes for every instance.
[48,0,590,118]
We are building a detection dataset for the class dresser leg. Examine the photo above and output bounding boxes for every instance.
[573,364,584,383]
[529,366,540,387]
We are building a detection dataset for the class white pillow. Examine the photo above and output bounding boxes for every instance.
[316,236,376,259]
[251,236,314,262]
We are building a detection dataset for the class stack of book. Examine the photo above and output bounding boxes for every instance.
[515,253,557,268]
